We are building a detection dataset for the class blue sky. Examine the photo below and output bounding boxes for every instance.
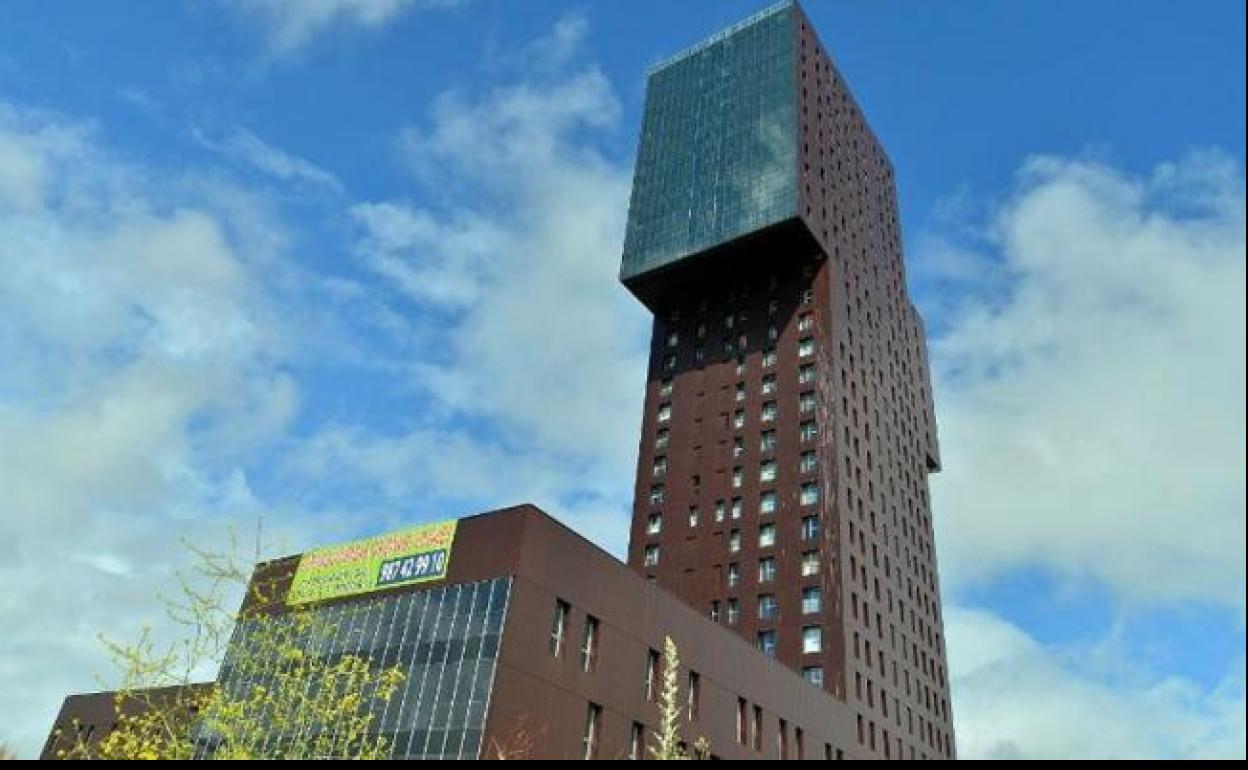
[0,0,1244,759]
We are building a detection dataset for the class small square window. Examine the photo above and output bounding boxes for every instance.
[759,523,776,548]
[761,374,777,395]
[801,483,820,506]
[760,460,777,483]
[798,338,816,357]
[758,594,778,621]
[802,586,823,614]
[761,401,778,423]
[802,626,823,654]
[646,513,662,534]
[759,557,777,583]
[801,551,820,576]
[758,630,778,656]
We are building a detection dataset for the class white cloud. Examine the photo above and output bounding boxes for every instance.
[947,605,1246,759]
[192,126,342,192]
[926,152,1247,609]
[225,0,466,55]
[0,102,301,757]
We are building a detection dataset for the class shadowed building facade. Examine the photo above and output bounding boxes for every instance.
[621,1,955,759]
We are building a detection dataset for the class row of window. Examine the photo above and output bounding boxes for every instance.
[647,476,820,510]
[659,334,816,373]
[663,311,816,350]
[645,511,822,542]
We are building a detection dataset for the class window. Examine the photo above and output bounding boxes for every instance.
[760,491,777,515]
[760,430,777,453]
[762,349,778,368]
[583,702,602,759]
[801,551,820,576]
[580,616,599,671]
[735,357,747,376]
[727,563,741,587]
[802,626,823,654]
[715,500,727,522]
[735,382,746,402]
[733,409,746,429]
[657,404,672,423]
[650,485,666,505]
[729,530,741,553]
[737,698,748,745]
[759,524,776,548]
[645,648,660,701]
[655,428,670,450]
[802,586,823,614]
[710,600,721,622]
[803,666,825,687]
[731,498,743,519]
[761,401,778,423]
[659,378,673,397]
[798,338,815,357]
[550,599,570,657]
[732,467,743,489]
[767,324,779,342]
[801,515,821,540]
[630,722,645,760]
[688,507,699,528]
[646,513,662,534]
[644,544,660,567]
[799,363,816,384]
[687,671,701,721]
[652,456,667,477]
[761,373,777,394]
[779,718,789,760]
[753,705,764,751]
[798,313,814,333]
[760,460,777,483]
[759,557,777,583]
[800,288,813,304]
[727,598,741,625]
[800,391,816,414]
[800,450,818,474]
[662,354,676,372]
[666,331,679,348]
[733,436,745,458]
[758,630,778,657]
[800,421,818,442]
[758,594,779,621]
[801,483,820,506]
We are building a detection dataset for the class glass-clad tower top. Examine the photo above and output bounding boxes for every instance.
[620,1,798,290]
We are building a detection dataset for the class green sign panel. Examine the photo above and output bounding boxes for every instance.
[286,519,458,606]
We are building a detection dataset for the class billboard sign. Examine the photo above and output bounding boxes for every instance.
[286,519,458,606]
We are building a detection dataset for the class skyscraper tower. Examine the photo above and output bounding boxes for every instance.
[621,2,955,760]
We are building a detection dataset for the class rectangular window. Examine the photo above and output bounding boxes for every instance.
[753,705,764,751]
[583,702,602,759]
[666,331,679,348]
[659,378,673,397]
[710,600,721,622]
[798,338,815,357]
[800,391,816,413]
[801,515,821,539]
[715,500,727,522]
[796,727,805,761]
[662,353,676,372]
[652,456,668,477]
[798,313,814,333]
[688,507,699,528]
[655,428,670,450]
[735,382,746,402]
[761,401,778,423]
[759,430,777,453]
[801,551,820,576]
[801,482,820,506]
[758,594,778,621]
[646,648,660,701]
[759,523,776,548]
[759,557,777,583]
[687,671,701,721]
[733,409,746,429]
[580,615,599,672]
[800,450,818,474]
[757,630,777,657]
[550,599,569,657]
[761,373,777,394]
[657,403,672,423]
[727,563,740,587]
[799,363,816,384]
[643,544,660,567]
[779,718,789,760]
[802,586,823,614]
[731,498,743,519]
[760,460,777,483]
[646,513,662,534]
[803,666,825,687]
[630,722,645,760]
[800,421,818,442]
[737,699,748,745]
[759,491,777,515]
[729,529,741,553]
[733,436,745,458]
[762,349,778,368]
[803,626,823,654]
[732,467,744,489]
[649,485,666,505]
[727,598,740,625]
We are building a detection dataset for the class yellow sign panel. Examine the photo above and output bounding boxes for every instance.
[286,519,458,606]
